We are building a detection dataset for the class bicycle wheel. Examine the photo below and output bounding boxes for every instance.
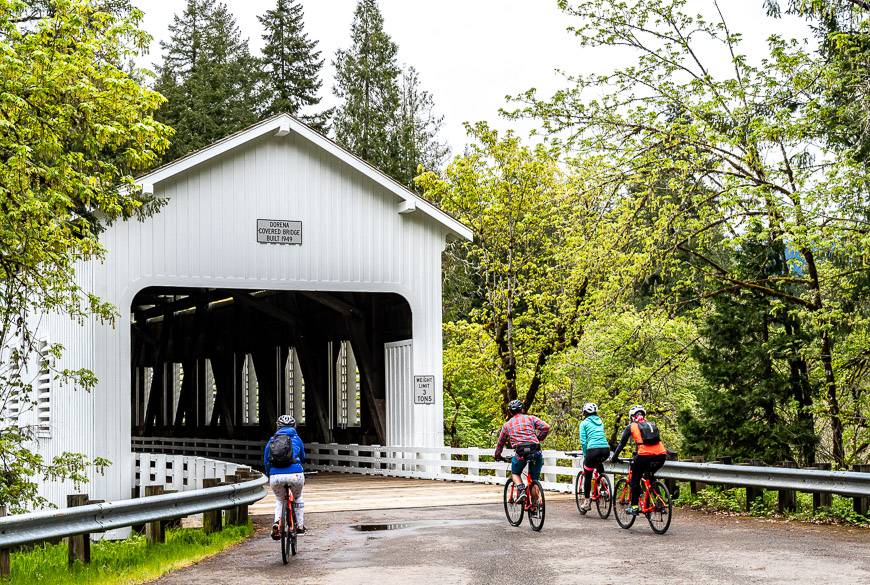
[280,504,289,565]
[612,478,636,529]
[289,503,298,556]
[527,480,546,532]
[595,474,613,519]
[503,479,524,526]
[574,472,588,515]
[646,480,672,535]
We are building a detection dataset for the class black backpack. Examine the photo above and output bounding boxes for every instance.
[268,434,297,467]
[637,421,661,446]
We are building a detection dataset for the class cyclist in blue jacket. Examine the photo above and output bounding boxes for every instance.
[577,402,611,512]
[264,415,306,539]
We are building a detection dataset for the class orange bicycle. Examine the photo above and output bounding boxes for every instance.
[501,457,546,531]
[574,463,612,519]
[612,458,672,534]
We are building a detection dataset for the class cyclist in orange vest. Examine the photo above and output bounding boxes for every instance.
[610,404,667,516]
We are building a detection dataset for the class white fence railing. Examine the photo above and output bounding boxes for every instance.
[134,452,254,495]
[132,436,262,468]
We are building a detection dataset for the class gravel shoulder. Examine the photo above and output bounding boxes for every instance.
[149,500,870,585]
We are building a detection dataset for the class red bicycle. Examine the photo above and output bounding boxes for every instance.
[612,458,672,534]
[574,463,612,519]
[501,457,546,531]
[278,488,298,563]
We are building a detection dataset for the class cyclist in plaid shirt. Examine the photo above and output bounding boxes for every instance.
[494,399,551,503]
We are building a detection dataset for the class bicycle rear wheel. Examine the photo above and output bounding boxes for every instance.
[503,479,524,526]
[612,478,636,529]
[646,480,672,535]
[595,474,613,519]
[289,503,298,556]
[280,504,289,565]
[527,481,546,532]
[574,472,588,515]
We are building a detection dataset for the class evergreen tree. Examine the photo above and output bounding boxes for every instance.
[394,67,448,186]
[258,0,329,130]
[332,0,402,179]
[680,235,818,465]
[155,0,260,162]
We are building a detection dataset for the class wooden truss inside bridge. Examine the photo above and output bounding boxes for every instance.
[130,287,412,448]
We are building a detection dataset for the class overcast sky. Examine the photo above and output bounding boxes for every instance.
[133,1,811,156]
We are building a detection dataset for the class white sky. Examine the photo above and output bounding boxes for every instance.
[133,0,812,156]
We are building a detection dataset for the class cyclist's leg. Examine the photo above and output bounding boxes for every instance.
[270,476,289,524]
[287,473,305,529]
[527,452,543,503]
[629,457,647,506]
[583,448,609,496]
[510,455,526,486]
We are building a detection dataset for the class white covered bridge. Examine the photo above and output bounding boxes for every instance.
[31,114,472,507]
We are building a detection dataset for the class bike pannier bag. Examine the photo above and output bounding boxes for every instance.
[268,435,296,467]
[638,421,661,446]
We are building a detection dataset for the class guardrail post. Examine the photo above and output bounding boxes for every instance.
[853,464,870,516]
[66,494,91,565]
[740,460,764,511]
[0,506,9,578]
[162,490,181,530]
[544,454,557,486]
[145,486,165,544]
[811,463,833,511]
[688,456,705,494]
[777,462,797,513]
[202,478,223,534]
[233,471,250,525]
[223,474,239,525]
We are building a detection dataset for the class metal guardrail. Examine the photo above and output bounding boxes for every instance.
[0,474,266,548]
[132,437,870,498]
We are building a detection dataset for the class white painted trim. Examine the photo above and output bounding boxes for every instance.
[136,114,473,241]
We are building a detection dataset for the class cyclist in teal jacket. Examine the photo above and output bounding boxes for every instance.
[578,402,611,512]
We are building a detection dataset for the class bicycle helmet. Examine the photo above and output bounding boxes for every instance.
[277,414,296,428]
[507,399,524,414]
[628,405,646,419]
[582,402,598,416]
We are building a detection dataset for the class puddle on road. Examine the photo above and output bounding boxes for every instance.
[352,523,412,532]
[350,519,495,532]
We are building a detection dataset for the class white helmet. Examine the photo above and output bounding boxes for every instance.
[277,414,296,428]
[582,402,598,416]
[628,405,646,419]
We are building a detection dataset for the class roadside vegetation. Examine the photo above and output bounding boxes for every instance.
[6,524,252,585]
[675,485,870,527]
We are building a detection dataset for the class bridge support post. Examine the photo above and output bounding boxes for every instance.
[145,486,166,544]
[66,494,91,565]
[203,478,223,534]
[0,506,9,578]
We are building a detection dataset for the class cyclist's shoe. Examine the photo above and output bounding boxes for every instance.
[579,497,592,512]
[625,506,641,516]
[515,486,528,504]
[270,522,281,540]
[297,526,306,535]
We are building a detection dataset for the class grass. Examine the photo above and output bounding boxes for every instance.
[6,523,253,585]
[674,484,870,527]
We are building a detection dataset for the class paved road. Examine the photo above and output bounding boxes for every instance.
[153,499,869,584]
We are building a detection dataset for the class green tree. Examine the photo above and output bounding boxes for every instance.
[0,0,171,509]
[258,0,329,130]
[680,233,817,465]
[394,66,448,187]
[332,0,402,178]
[155,0,260,161]
[521,0,870,465]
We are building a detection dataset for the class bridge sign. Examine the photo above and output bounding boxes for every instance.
[257,219,302,244]
[414,375,435,405]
